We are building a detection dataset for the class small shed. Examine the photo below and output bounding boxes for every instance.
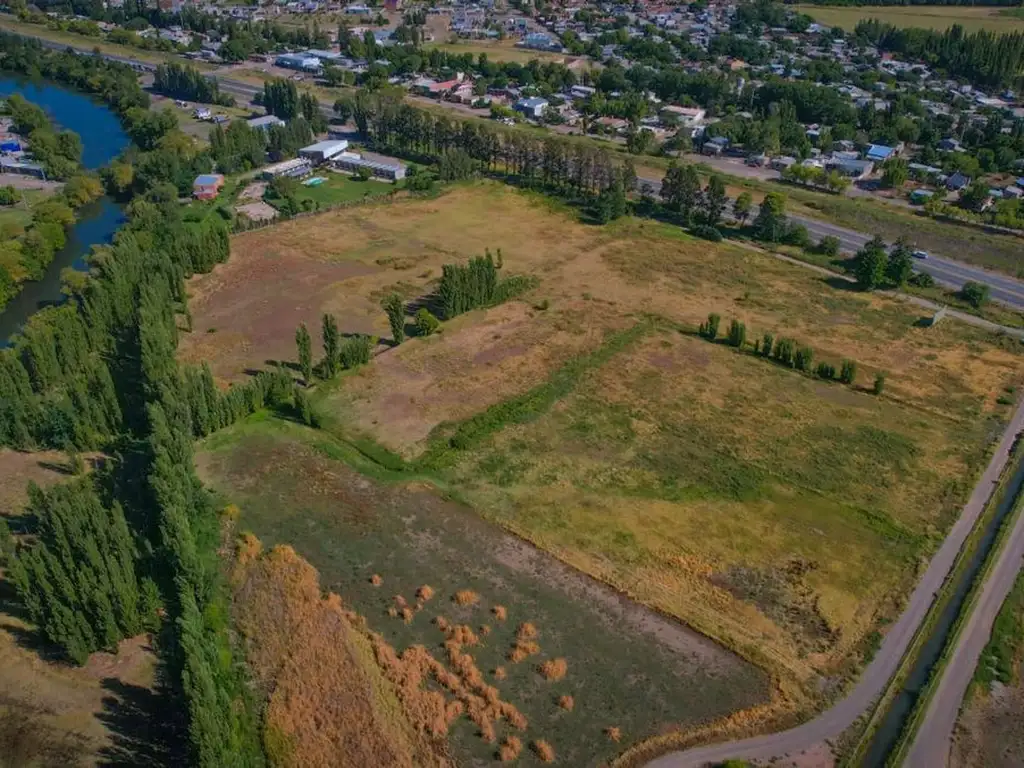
[193,173,225,200]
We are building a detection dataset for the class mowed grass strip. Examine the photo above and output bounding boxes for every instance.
[198,418,770,767]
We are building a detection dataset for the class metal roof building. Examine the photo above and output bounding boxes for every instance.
[298,139,350,164]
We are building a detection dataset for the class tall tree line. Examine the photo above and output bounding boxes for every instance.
[856,20,1024,88]
[153,62,234,106]
[349,89,633,198]
[0,34,277,765]
[0,480,159,665]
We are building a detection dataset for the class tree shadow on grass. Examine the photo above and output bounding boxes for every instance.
[96,675,185,768]
[823,275,863,293]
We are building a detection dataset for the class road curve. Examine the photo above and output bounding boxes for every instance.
[647,400,1024,768]
[903,466,1024,767]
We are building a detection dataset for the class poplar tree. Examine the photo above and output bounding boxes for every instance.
[3,479,151,665]
[296,323,313,384]
[382,294,405,345]
[322,314,340,378]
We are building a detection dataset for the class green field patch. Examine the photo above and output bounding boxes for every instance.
[197,418,770,767]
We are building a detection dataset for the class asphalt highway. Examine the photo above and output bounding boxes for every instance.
[637,175,1024,310]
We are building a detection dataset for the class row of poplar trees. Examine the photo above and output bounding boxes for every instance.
[0,36,286,767]
[350,89,636,198]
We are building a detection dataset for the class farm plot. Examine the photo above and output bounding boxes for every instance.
[198,418,771,767]
[184,180,1024,725]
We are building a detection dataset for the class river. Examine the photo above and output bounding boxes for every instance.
[0,76,128,343]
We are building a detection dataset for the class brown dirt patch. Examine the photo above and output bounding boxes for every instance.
[953,679,1024,768]
[0,449,71,515]
[178,243,381,384]
[235,201,278,222]
[231,541,436,768]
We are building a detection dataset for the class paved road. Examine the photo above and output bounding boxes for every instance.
[904,473,1024,767]
[637,175,1024,311]
[646,400,1024,768]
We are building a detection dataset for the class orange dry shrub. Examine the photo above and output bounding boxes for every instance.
[498,735,523,762]
[557,695,574,712]
[508,641,540,664]
[400,607,414,623]
[538,658,567,681]
[517,623,538,641]
[498,701,528,731]
[606,726,622,742]
[434,616,450,632]
[394,595,408,608]
[449,625,479,647]
[232,543,423,768]
[480,624,491,637]
[453,590,480,606]
[493,666,507,681]
[532,740,556,763]
[417,585,435,601]
[232,534,263,582]
[370,574,383,586]
[492,605,508,621]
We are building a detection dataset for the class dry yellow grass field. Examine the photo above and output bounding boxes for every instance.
[231,537,441,768]
[793,4,1024,33]
[193,181,1024,714]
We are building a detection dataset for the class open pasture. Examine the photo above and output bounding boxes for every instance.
[183,180,1024,716]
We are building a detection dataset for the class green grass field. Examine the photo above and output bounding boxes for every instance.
[197,415,770,767]
[181,182,1024,749]
[424,39,577,65]
[793,4,1024,33]
[292,173,394,207]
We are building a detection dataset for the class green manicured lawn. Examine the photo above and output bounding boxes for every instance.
[295,173,395,206]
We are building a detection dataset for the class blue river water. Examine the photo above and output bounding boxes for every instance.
[0,76,128,343]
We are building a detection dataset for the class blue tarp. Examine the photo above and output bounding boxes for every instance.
[0,141,21,152]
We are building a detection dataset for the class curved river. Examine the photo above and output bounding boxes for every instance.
[0,76,129,344]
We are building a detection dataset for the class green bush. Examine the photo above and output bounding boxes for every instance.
[699,313,721,341]
[415,308,440,336]
[692,224,723,242]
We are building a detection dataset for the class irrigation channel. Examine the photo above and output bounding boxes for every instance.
[0,76,128,344]
[861,445,1024,765]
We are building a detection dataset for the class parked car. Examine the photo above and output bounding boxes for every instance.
[913,250,929,260]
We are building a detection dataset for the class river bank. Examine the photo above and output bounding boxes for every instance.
[0,75,128,343]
